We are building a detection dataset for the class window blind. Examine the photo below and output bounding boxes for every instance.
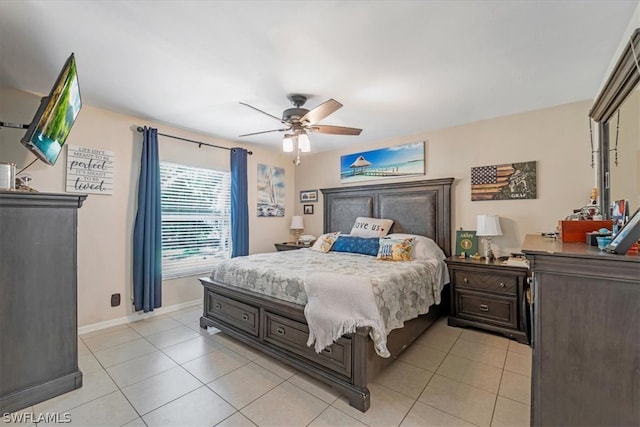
[160,161,231,279]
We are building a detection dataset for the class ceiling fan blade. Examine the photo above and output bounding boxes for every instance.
[300,99,342,124]
[239,102,285,123]
[239,128,289,137]
[307,124,362,136]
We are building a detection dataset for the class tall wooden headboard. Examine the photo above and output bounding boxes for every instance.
[321,178,454,256]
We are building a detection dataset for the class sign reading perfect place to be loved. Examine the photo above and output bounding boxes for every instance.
[65,144,115,195]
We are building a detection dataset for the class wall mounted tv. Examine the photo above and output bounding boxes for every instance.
[20,53,82,166]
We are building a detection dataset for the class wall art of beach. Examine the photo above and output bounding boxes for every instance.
[257,163,285,217]
[340,141,425,183]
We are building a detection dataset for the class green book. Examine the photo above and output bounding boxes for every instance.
[455,230,478,257]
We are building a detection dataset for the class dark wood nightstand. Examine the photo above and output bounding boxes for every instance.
[274,242,309,251]
[445,256,529,343]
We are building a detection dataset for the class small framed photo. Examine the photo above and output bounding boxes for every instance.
[303,204,314,215]
[300,190,318,203]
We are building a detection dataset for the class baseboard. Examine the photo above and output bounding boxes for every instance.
[77,299,201,335]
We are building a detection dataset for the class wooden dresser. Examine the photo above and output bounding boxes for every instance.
[0,192,86,413]
[522,234,640,427]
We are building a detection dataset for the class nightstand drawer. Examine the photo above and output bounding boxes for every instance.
[452,270,517,296]
[455,290,517,328]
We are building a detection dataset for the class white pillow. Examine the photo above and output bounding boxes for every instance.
[386,233,445,261]
[350,217,393,238]
[310,232,341,253]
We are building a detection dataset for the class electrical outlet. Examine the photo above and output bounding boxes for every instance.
[110,293,121,307]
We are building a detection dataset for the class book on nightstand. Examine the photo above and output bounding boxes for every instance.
[503,256,530,268]
[455,229,478,257]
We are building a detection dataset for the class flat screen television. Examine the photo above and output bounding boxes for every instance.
[20,53,82,165]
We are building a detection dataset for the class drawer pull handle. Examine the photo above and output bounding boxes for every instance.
[276,327,285,336]
[463,277,469,283]
[241,313,249,321]
[499,282,505,288]
[323,347,333,355]
[479,304,489,312]
[214,303,221,310]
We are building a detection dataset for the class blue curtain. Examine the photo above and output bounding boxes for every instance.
[230,148,249,257]
[133,127,162,312]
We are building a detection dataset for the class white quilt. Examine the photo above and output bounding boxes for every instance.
[304,272,390,357]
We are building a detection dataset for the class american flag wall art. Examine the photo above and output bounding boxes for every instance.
[471,161,537,201]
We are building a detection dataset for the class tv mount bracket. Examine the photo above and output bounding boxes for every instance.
[0,121,30,129]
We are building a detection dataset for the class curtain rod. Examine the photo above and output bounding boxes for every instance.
[135,126,253,155]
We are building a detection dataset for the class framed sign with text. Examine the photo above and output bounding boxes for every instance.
[66,145,114,195]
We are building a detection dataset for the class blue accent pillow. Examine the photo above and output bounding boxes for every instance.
[330,236,380,256]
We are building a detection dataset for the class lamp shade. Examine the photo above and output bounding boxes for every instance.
[282,135,294,153]
[298,132,311,152]
[476,215,502,236]
[290,215,304,230]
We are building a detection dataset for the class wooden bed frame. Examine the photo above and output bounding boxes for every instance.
[200,178,453,412]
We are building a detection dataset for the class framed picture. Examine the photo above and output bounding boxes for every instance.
[303,204,314,215]
[300,190,318,203]
[340,141,425,183]
[471,161,537,201]
[257,164,285,217]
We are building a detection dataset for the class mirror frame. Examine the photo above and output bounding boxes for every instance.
[590,28,640,218]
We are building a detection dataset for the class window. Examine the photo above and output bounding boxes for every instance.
[160,161,231,279]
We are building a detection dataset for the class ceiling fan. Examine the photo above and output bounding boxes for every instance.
[239,94,362,139]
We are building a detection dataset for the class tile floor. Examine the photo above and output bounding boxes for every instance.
[4,306,531,426]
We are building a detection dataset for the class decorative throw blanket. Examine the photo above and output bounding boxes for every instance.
[304,272,391,358]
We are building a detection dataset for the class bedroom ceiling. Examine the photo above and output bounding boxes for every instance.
[0,1,637,153]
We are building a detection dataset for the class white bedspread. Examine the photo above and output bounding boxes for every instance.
[304,272,390,357]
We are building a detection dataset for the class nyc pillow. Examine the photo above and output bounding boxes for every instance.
[386,233,445,261]
[350,217,394,238]
[330,236,380,257]
[310,232,340,253]
[377,236,415,261]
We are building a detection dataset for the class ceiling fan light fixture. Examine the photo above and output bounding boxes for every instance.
[282,135,294,153]
[298,132,311,153]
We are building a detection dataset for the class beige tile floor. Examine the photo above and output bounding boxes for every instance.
[5,306,531,426]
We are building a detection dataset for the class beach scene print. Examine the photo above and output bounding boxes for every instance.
[340,142,425,183]
[257,164,285,217]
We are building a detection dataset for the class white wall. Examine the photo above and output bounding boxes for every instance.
[1,88,297,327]
[295,99,595,257]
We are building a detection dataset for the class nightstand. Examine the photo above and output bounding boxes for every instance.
[445,256,529,344]
[274,242,309,251]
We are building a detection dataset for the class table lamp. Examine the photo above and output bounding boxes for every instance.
[290,215,304,244]
[476,214,502,261]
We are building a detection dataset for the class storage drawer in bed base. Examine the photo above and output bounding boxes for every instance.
[205,290,259,336]
[263,311,352,378]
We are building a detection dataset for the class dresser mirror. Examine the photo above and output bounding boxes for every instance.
[590,28,640,218]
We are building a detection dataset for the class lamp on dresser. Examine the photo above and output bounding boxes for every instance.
[476,214,502,261]
[290,215,304,244]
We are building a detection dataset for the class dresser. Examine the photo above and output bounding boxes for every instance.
[0,192,86,413]
[522,234,640,427]
[445,257,529,343]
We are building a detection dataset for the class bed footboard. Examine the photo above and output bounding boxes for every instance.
[199,277,445,412]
